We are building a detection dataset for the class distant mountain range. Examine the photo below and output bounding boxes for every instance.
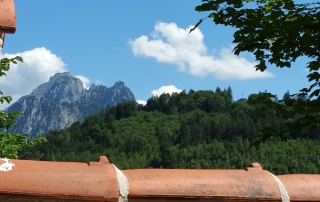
[5,72,135,138]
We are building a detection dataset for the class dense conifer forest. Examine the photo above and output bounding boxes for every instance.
[19,88,320,175]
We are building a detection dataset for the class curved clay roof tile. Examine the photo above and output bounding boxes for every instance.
[1,157,320,202]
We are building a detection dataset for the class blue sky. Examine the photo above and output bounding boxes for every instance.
[0,1,310,108]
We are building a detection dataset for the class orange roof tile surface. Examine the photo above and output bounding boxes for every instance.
[1,156,320,202]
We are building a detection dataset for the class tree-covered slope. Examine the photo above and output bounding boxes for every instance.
[20,89,320,174]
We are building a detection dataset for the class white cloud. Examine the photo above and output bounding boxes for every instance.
[136,100,147,105]
[129,21,274,80]
[151,85,182,97]
[75,75,90,89]
[0,47,67,109]
[136,85,182,106]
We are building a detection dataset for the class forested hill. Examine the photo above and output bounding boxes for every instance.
[20,88,320,175]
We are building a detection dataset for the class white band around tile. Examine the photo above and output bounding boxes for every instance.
[113,164,129,202]
[270,173,290,202]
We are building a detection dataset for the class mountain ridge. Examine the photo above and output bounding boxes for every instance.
[5,72,135,138]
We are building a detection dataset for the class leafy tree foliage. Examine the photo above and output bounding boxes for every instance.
[0,57,46,158]
[192,0,320,144]
[20,90,320,174]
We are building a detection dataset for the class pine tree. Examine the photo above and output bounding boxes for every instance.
[227,86,233,101]
[282,90,290,102]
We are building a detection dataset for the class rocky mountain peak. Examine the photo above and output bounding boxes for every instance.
[49,72,73,81]
[30,72,84,102]
[114,81,125,88]
[5,72,136,138]
[89,83,97,90]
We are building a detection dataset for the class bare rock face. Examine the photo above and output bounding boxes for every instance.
[6,72,135,138]
[30,72,85,102]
